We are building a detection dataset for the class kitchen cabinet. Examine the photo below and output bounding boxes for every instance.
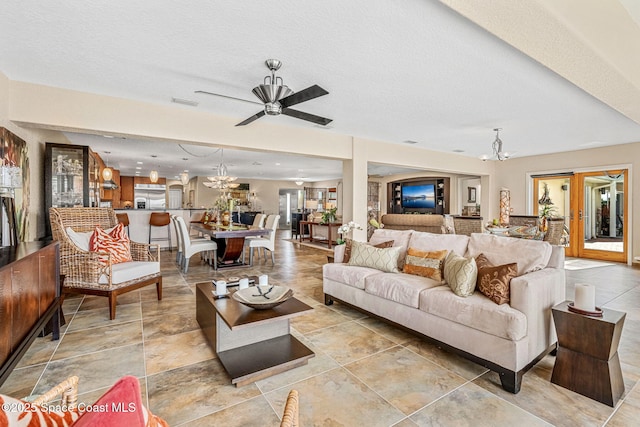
[120,176,135,206]
[44,143,101,236]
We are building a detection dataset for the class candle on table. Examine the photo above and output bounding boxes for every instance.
[216,280,227,296]
[259,275,268,285]
[239,278,249,289]
[575,284,595,312]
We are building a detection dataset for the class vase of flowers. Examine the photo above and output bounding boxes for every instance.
[337,221,363,245]
[321,207,338,224]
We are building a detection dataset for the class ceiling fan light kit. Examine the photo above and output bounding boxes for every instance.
[197,59,332,127]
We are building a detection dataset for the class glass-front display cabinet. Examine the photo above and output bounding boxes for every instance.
[44,143,100,236]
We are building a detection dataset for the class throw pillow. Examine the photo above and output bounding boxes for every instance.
[348,240,401,273]
[475,253,517,305]
[443,251,478,297]
[343,239,394,263]
[0,394,80,426]
[403,248,448,282]
[89,223,132,265]
[66,225,117,252]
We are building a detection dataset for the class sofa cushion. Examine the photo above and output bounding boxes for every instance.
[475,254,517,305]
[369,229,413,268]
[348,241,401,273]
[343,239,394,263]
[365,272,443,308]
[419,286,527,340]
[443,251,477,297]
[0,394,80,426]
[408,231,469,256]
[323,262,381,290]
[403,248,448,282]
[466,233,552,276]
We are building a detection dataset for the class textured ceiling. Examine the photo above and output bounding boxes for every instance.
[2,0,640,180]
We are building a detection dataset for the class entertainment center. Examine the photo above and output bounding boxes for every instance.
[388,177,449,214]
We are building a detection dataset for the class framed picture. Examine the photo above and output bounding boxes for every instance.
[468,187,476,203]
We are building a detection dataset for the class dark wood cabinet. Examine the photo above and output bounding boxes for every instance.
[44,143,101,236]
[120,176,135,205]
[0,242,61,386]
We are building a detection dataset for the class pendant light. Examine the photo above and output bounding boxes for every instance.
[180,171,190,185]
[149,154,159,183]
[102,151,113,181]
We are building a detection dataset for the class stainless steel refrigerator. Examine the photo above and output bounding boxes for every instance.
[134,184,166,209]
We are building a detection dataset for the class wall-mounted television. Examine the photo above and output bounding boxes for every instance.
[401,183,436,209]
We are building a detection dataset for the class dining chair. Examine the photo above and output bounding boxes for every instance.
[249,213,266,229]
[175,216,218,272]
[171,215,210,266]
[247,214,279,265]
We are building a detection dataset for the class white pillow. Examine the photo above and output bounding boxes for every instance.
[65,226,116,251]
[443,251,477,297]
[65,227,92,251]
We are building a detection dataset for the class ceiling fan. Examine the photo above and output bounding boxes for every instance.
[196,59,332,127]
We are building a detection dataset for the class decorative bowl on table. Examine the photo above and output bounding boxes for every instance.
[486,225,512,234]
[232,285,293,310]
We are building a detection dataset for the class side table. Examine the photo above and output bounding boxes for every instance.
[551,301,625,406]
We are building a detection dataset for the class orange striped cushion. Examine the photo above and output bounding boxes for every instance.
[89,223,132,265]
[403,248,448,282]
[0,394,81,426]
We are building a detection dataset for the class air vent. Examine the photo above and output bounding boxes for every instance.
[171,97,199,107]
[402,140,419,144]
[452,149,465,153]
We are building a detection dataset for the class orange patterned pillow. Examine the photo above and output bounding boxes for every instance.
[403,248,448,282]
[89,223,132,265]
[0,394,81,426]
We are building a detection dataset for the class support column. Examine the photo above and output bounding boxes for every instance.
[343,138,368,242]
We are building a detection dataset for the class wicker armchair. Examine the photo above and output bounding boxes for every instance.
[31,375,79,410]
[543,217,565,245]
[452,216,483,236]
[280,389,299,427]
[50,208,162,319]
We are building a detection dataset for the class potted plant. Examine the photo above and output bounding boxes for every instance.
[337,221,363,245]
[321,207,338,224]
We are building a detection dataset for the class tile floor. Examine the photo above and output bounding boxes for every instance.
[2,231,640,426]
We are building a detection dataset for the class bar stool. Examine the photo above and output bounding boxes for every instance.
[116,213,130,236]
[149,212,171,252]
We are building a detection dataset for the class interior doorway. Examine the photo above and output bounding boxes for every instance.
[533,169,627,262]
[278,188,304,229]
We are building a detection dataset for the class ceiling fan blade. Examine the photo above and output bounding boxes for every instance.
[236,111,266,126]
[282,108,332,126]
[279,85,329,109]
[195,90,263,106]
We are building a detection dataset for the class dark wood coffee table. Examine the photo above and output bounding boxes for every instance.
[195,282,314,387]
[551,301,625,406]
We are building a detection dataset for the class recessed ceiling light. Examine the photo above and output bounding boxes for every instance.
[275,163,281,166]
[136,167,142,170]
[136,161,143,165]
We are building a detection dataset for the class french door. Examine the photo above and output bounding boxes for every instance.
[533,169,627,262]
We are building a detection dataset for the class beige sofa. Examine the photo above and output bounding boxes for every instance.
[323,229,565,393]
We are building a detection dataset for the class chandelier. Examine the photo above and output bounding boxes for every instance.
[481,128,510,161]
[204,149,239,190]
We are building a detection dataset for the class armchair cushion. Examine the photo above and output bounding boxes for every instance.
[99,261,160,285]
[90,224,132,265]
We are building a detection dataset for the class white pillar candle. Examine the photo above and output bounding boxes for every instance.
[239,278,249,289]
[215,280,227,296]
[575,284,595,312]
[259,275,268,285]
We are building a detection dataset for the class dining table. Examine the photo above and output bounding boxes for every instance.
[190,223,271,269]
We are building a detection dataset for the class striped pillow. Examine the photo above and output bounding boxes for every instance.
[403,248,448,282]
[89,224,132,265]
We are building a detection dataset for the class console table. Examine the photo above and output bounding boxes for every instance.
[0,241,61,386]
[299,221,341,249]
[551,301,625,406]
